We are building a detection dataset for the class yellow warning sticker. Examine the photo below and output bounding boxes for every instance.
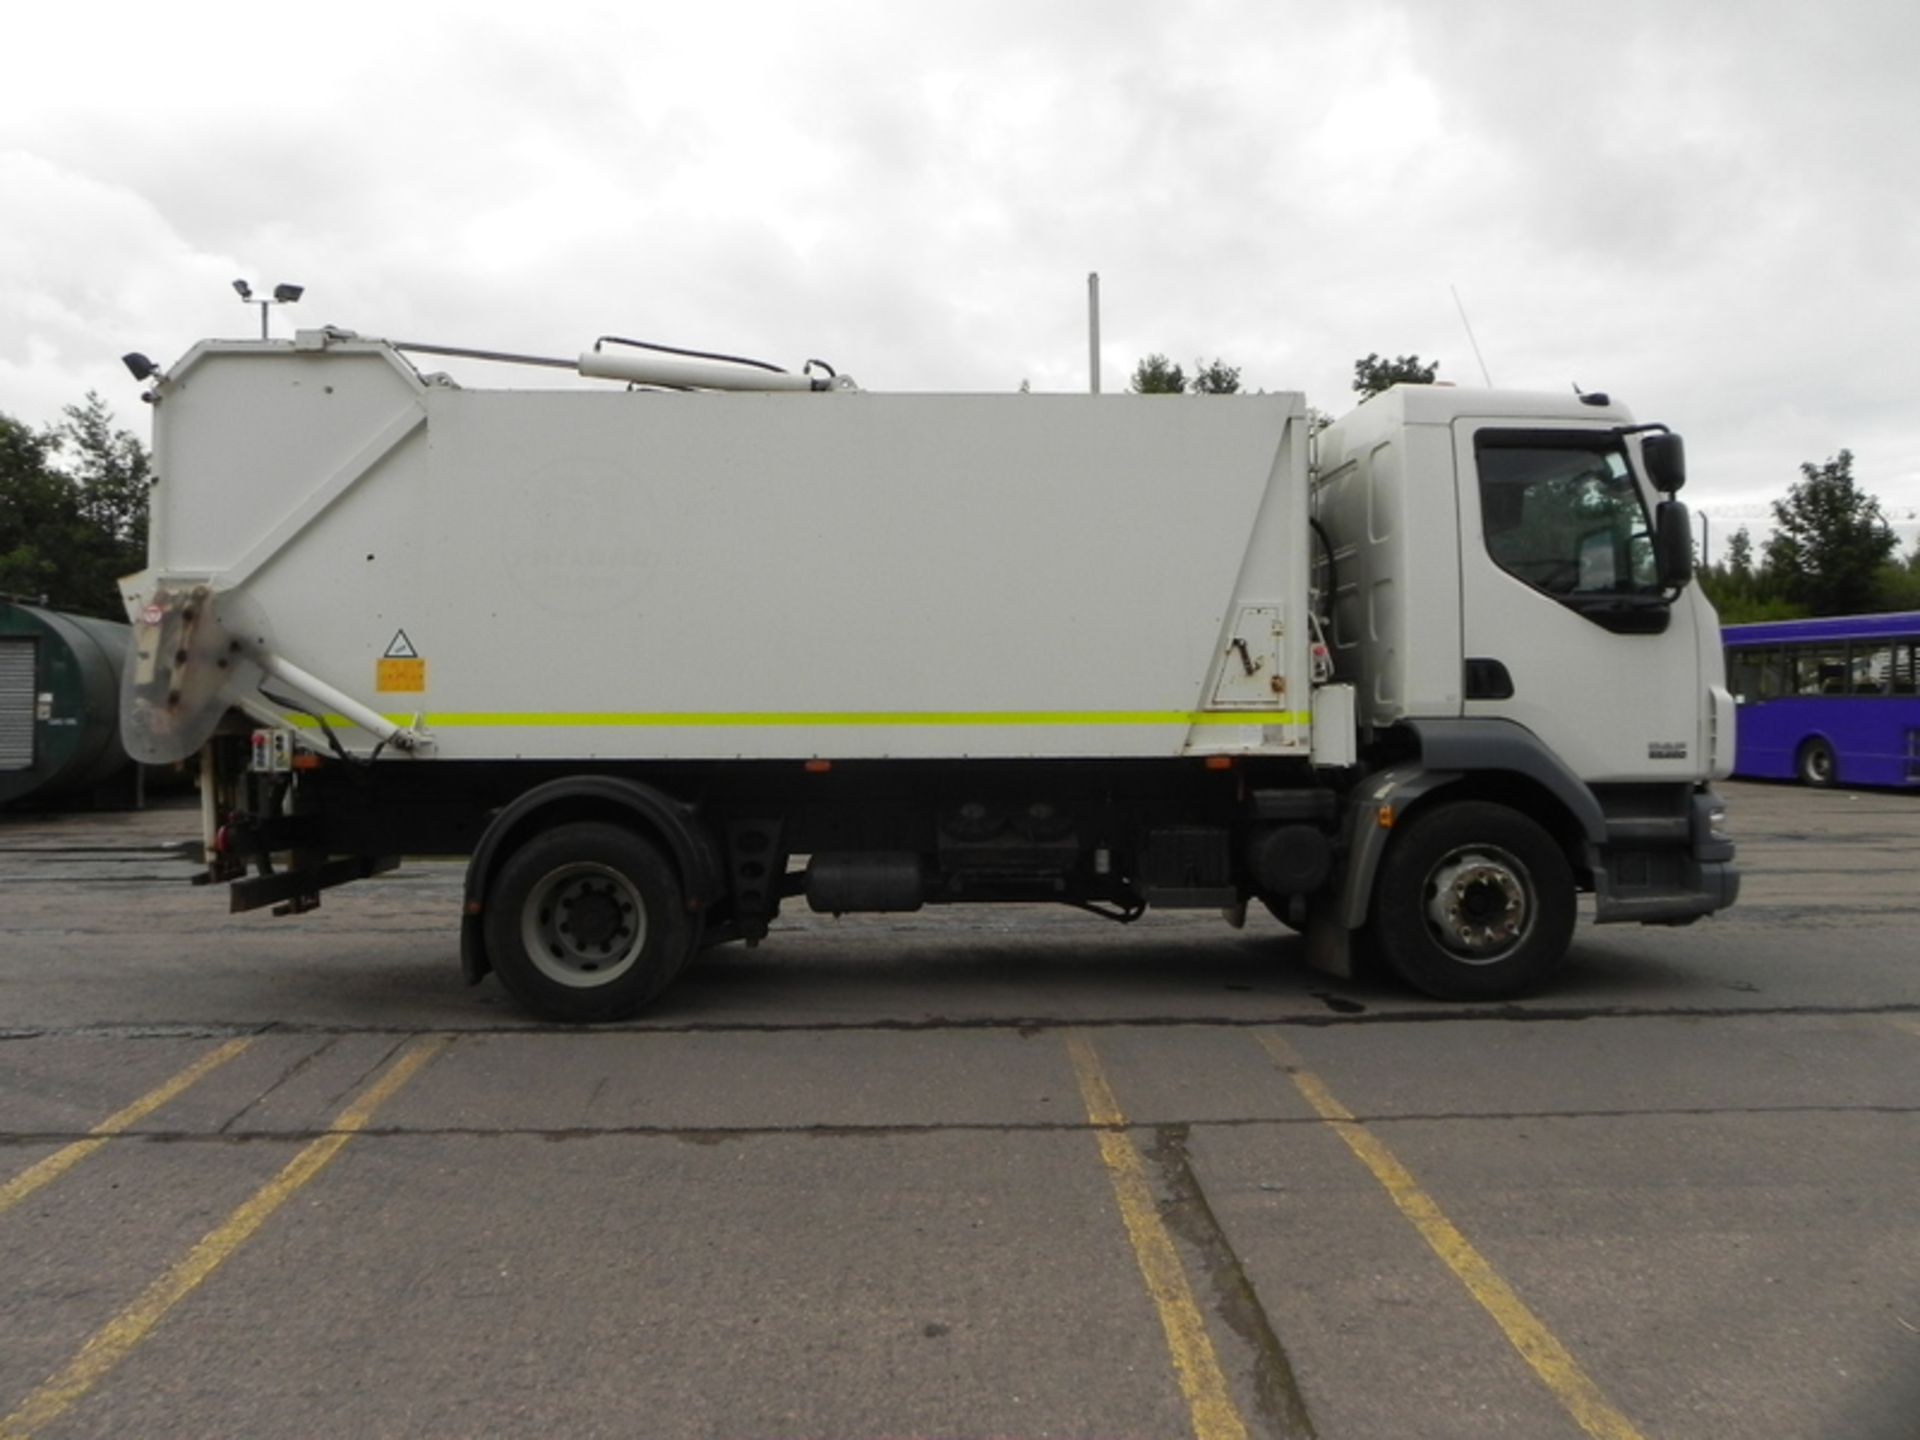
[377,657,426,693]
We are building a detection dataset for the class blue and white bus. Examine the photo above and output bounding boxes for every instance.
[1722,611,1920,787]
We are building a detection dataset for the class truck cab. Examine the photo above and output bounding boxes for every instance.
[1310,385,1737,994]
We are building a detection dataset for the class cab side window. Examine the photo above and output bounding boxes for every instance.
[1476,433,1658,601]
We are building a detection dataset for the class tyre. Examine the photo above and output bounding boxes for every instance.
[1369,801,1575,1002]
[483,822,694,1022]
[1796,737,1836,787]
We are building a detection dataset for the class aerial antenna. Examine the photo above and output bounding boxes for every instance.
[1450,283,1493,387]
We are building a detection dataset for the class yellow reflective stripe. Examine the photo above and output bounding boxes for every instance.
[286,709,1312,729]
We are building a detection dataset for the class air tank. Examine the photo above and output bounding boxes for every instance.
[0,599,133,807]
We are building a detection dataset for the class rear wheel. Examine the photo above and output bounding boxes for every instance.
[1369,801,1575,1001]
[484,821,693,1022]
[1796,737,1836,787]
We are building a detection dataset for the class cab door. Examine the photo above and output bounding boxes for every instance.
[1453,421,1705,783]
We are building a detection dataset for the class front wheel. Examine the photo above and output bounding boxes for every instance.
[483,822,694,1022]
[1369,801,1576,1002]
[1796,738,1836,787]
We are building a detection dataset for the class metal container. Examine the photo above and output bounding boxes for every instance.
[0,599,133,806]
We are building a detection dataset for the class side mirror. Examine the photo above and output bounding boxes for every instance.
[1643,432,1686,493]
[1655,500,1693,588]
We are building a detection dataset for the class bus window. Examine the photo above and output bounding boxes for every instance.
[1757,648,1787,700]
[1794,646,1848,695]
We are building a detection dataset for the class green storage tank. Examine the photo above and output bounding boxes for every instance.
[0,599,133,807]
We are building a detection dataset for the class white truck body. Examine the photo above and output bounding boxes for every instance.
[131,335,1317,764]
[121,328,1737,1021]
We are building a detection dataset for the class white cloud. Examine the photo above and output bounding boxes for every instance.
[1,0,1915,524]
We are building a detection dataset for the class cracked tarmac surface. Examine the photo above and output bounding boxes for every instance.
[1,780,1917,1438]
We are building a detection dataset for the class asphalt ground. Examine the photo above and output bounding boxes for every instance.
[0,779,1916,1438]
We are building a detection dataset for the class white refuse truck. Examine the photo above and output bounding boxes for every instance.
[117,327,1738,1020]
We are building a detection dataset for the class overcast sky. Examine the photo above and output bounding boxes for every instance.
[4,0,1915,556]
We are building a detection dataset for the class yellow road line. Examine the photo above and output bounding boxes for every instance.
[1255,1031,1645,1440]
[0,1034,451,1440]
[1890,1017,1920,1040]
[1066,1031,1250,1440]
[0,1038,254,1218]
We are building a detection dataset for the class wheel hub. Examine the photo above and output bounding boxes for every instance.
[522,863,648,987]
[560,883,626,951]
[1424,849,1531,961]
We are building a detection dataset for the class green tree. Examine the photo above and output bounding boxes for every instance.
[1714,593,1808,623]
[1724,526,1754,585]
[0,395,150,618]
[1699,526,1762,618]
[52,393,151,549]
[1764,450,1896,616]
[1873,538,1920,611]
[1130,354,1247,395]
[1353,353,1439,399]
[0,415,80,603]
[1130,354,1187,394]
[1698,529,1806,622]
[1189,358,1242,395]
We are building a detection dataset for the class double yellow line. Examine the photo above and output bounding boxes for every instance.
[1068,1032,1252,1440]
[1256,1033,1645,1440]
[0,1038,255,1218]
[1069,1028,1655,1440]
[0,1034,449,1440]
[14,1017,1916,1437]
